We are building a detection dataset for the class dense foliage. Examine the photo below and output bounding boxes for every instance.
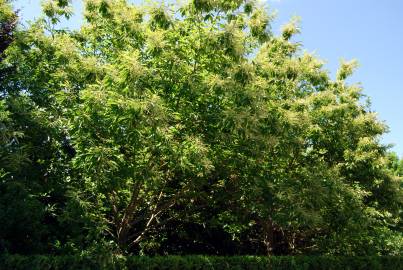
[0,0,402,257]
[388,153,403,177]
[1,255,402,270]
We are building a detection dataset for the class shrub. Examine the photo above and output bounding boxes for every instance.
[0,255,401,270]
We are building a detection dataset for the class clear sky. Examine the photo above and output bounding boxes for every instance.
[12,0,403,156]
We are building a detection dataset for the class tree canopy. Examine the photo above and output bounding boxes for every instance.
[0,0,402,256]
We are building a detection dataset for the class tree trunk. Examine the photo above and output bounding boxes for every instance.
[262,218,274,256]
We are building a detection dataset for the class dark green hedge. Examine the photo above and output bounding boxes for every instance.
[0,255,401,270]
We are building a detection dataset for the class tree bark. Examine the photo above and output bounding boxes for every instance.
[262,218,274,256]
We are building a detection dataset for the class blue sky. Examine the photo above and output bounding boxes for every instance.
[12,0,403,156]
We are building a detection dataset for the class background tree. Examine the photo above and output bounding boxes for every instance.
[0,0,78,254]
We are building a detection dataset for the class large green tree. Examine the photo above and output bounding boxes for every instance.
[1,0,401,256]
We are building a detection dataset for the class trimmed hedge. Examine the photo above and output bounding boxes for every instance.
[0,255,401,270]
